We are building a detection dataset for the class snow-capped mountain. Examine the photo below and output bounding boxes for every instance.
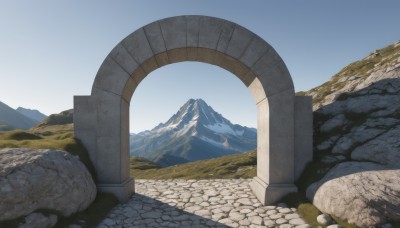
[130,99,257,167]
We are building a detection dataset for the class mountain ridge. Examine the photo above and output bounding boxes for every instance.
[0,101,38,131]
[16,107,47,122]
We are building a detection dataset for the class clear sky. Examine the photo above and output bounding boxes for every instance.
[0,1,399,133]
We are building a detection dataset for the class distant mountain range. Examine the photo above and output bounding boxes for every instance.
[0,101,47,132]
[16,107,47,122]
[130,99,257,167]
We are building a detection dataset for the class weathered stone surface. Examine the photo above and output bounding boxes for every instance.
[0,148,96,221]
[19,213,58,228]
[351,125,400,167]
[307,162,400,227]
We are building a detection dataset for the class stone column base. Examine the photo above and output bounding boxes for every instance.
[250,176,297,205]
[97,177,135,202]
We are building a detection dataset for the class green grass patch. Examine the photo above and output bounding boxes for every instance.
[281,192,359,228]
[131,150,256,179]
[36,109,73,127]
[0,130,42,140]
[331,215,358,228]
[280,192,321,226]
[55,192,118,228]
[0,128,96,182]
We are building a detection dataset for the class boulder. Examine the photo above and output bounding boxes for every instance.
[307,162,400,227]
[0,148,96,221]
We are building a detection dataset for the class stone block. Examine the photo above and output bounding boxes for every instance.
[196,48,217,65]
[73,96,97,164]
[213,51,249,80]
[122,28,153,65]
[96,135,122,183]
[186,16,201,47]
[226,26,255,59]
[93,57,131,96]
[120,99,130,182]
[198,16,224,49]
[240,36,272,68]
[248,77,267,104]
[160,16,187,50]
[122,75,138,104]
[97,177,135,202]
[294,96,313,181]
[92,89,122,137]
[167,48,188,64]
[143,21,167,55]
[250,49,294,97]
[256,99,270,183]
[251,177,297,205]
[108,43,139,75]
[216,21,236,52]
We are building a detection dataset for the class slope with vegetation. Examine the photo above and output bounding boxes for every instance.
[298,40,400,227]
[130,150,256,179]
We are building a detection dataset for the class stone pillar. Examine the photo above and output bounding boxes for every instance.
[250,90,298,205]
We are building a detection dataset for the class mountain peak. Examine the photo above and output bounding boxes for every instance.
[131,98,257,166]
[158,99,230,133]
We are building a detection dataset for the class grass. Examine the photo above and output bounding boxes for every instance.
[35,109,73,127]
[280,192,358,228]
[55,192,118,227]
[130,150,256,179]
[0,130,42,140]
[0,129,95,179]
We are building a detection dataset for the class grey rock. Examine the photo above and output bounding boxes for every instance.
[320,114,349,133]
[141,211,161,219]
[316,214,332,225]
[295,225,312,228]
[381,224,393,228]
[307,162,400,227]
[237,198,253,205]
[248,215,263,225]
[327,225,342,228]
[289,218,306,225]
[0,148,96,221]
[276,218,288,224]
[351,125,400,167]
[19,213,57,228]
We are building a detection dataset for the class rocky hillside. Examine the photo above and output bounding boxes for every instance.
[304,40,400,227]
[300,40,400,110]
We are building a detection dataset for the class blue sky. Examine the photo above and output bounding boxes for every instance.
[0,1,399,133]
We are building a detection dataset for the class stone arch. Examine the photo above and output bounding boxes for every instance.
[74,15,313,205]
